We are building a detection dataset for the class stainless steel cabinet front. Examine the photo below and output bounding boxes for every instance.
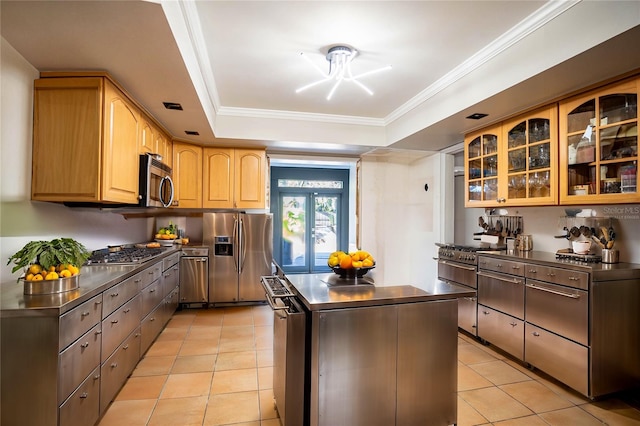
[478,305,524,360]
[101,294,142,361]
[59,294,102,350]
[525,279,588,345]
[477,270,525,319]
[59,367,100,426]
[525,323,588,396]
[58,323,101,404]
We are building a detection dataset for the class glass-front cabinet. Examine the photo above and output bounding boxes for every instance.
[465,106,558,207]
[465,124,500,207]
[559,77,639,204]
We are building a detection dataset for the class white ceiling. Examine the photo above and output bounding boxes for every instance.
[2,1,640,158]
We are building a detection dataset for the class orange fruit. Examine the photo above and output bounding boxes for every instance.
[362,258,374,267]
[32,274,44,281]
[59,270,72,278]
[327,255,340,267]
[68,265,80,275]
[28,264,42,275]
[352,260,363,268]
[45,271,59,280]
[339,255,352,269]
[25,273,35,281]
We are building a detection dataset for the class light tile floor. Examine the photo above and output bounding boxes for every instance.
[98,305,640,426]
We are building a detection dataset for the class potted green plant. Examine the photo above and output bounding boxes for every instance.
[7,238,91,294]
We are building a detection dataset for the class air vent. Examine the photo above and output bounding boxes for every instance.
[184,130,199,136]
[163,102,183,110]
[466,113,488,120]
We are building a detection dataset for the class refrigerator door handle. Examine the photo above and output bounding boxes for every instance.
[239,216,247,273]
[233,217,240,273]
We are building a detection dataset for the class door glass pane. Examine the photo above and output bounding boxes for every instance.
[281,196,306,268]
[314,196,338,268]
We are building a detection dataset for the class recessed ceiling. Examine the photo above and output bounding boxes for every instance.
[2,1,639,157]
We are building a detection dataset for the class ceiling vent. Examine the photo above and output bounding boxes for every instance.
[163,102,183,111]
[184,130,199,136]
[466,113,488,120]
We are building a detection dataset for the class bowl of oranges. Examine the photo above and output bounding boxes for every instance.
[327,250,375,278]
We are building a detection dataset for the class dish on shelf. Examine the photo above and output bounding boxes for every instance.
[331,266,375,278]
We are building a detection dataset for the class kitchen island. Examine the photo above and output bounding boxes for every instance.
[279,273,473,426]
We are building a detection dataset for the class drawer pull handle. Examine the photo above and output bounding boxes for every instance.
[569,276,579,281]
[93,374,100,380]
[95,330,102,335]
[528,269,537,273]
[80,342,89,348]
[135,278,142,283]
[124,308,131,313]
[150,317,155,321]
[482,311,490,315]
[509,322,518,327]
[111,319,119,324]
[123,344,129,350]
[150,289,156,293]
[511,266,520,270]
[496,263,503,267]
[173,266,179,271]
[149,270,155,274]
[79,392,88,399]
[526,284,580,299]
[532,332,540,337]
[95,300,102,305]
[111,362,118,368]
[81,311,90,317]
[546,273,556,277]
[110,292,119,297]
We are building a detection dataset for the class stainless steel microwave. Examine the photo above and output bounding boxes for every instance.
[139,153,174,208]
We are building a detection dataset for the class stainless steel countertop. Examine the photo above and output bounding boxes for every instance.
[1,248,181,317]
[476,250,640,281]
[285,273,475,311]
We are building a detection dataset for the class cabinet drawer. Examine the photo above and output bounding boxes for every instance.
[162,264,180,296]
[525,265,589,290]
[478,256,525,277]
[478,305,524,360]
[100,327,141,414]
[141,279,163,316]
[58,323,101,403]
[59,366,100,426]
[163,252,181,270]
[101,294,141,361]
[525,323,588,396]
[141,305,165,355]
[59,294,102,350]
[102,273,142,318]
[526,279,588,345]
[477,270,525,319]
[140,262,162,289]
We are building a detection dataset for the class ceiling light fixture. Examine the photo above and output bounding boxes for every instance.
[296,45,392,100]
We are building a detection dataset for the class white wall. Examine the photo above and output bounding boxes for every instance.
[0,37,153,283]
[359,152,451,288]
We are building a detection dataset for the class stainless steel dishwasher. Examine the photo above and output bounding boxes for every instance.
[179,247,209,307]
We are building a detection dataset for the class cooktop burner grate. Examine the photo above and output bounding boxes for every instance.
[555,250,602,263]
[86,247,164,265]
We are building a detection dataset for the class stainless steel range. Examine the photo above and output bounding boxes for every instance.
[436,243,503,336]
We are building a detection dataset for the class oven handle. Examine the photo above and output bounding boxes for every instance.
[263,291,289,311]
[439,260,476,272]
[526,283,580,299]
[477,270,523,285]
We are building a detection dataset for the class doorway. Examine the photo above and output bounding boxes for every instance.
[271,167,349,274]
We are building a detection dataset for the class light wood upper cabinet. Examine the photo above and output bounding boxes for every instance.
[32,77,140,204]
[234,149,267,209]
[559,76,638,204]
[156,131,173,169]
[465,106,558,207]
[140,118,172,168]
[172,142,202,208]
[202,148,267,209]
[203,148,233,208]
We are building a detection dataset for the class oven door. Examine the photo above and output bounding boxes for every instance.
[437,259,477,289]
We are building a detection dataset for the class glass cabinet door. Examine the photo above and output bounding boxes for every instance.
[560,77,638,203]
[502,105,557,206]
[465,126,500,206]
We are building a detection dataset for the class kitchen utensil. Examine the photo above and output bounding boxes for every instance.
[515,234,533,251]
[554,227,571,239]
[592,235,605,249]
[602,249,619,264]
[570,226,581,239]
[572,240,591,254]
[580,226,592,238]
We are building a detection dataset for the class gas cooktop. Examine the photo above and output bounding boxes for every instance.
[436,242,506,252]
[86,247,164,265]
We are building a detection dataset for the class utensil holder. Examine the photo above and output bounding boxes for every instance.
[601,249,619,264]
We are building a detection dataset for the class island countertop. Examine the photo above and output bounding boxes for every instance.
[284,273,475,311]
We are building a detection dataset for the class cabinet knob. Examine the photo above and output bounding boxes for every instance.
[110,292,119,297]
[528,269,537,273]
[123,308,131,313]
[532,332,540,337]
[547,273,556,277]
[95,330,102,335]
[509,322,518,327]
[111,319,119,324]
[79,392,88,399]
[123,344,129,350]
[95,300,102,305]
[111,363,118,368]
[135,278,142,283]
[81,311,90,317]
[80,342,89,348]
[569,276,579,281]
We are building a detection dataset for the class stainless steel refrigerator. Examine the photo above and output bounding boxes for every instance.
[203,212,273,303]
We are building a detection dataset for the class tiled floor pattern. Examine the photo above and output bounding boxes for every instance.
[98,305,640,426]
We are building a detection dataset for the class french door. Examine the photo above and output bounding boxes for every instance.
[271,167,349,274]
